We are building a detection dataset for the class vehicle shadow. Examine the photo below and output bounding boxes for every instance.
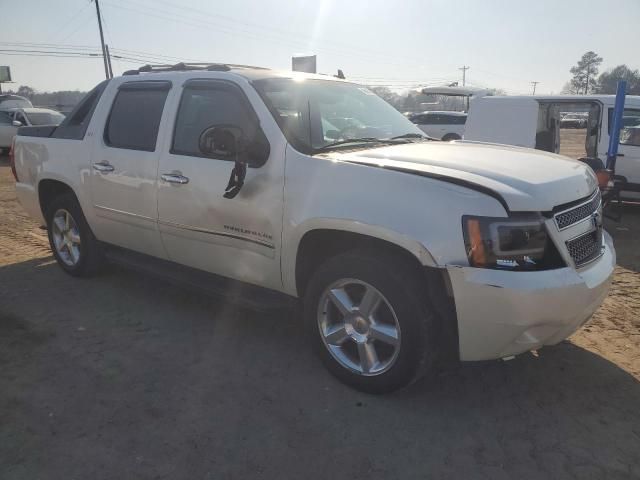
[1,258,639,479]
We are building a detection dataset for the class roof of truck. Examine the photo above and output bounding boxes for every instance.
[120,62,347,83]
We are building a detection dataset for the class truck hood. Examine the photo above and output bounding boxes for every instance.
[325,141,598,212]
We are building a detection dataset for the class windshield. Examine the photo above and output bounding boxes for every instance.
[252,78,424,153]
[26,111,65,126]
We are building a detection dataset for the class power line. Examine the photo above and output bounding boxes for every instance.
[51,2,94,43]
[99,0,450,71]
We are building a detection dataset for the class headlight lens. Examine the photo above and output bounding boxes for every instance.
[462,215,563,270]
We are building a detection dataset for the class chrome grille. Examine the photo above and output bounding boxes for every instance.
[566,231,601,267]
[555,191,601,230]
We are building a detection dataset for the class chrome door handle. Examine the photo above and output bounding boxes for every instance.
[161,173,189,184]
[93,162,114,172]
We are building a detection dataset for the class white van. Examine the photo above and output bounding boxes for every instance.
[464,95,640,199]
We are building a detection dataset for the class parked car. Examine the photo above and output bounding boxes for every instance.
[0,110,18,153]
[464,94,640,200]
[11,65,614,393]
[0,94,33,110]
[0,107,65,153]
[408,111,467,140]
[560,112,588,129]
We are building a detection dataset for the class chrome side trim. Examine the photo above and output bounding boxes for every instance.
[158,219,275,249]
[94,205,155,222]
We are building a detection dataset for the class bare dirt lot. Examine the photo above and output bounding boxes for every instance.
[1,159,639,479]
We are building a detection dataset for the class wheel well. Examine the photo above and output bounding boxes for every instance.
[38,179,76,217]
[295,229,423,297]
[295,229,460,362]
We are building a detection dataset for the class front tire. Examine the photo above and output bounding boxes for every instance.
[304,250,441,394]
[45,193,103,277]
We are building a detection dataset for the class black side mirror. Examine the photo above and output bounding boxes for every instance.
[198,124,270,168]
[198,124,270,199]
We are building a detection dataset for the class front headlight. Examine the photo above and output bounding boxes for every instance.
[462,215,564,270]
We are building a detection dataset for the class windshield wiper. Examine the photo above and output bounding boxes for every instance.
[391,133,437,141]
[314,137,389,152]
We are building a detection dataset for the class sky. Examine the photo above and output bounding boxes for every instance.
[1,0,638,95]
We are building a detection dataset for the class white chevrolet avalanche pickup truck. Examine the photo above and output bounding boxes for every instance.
[11,63,615,393]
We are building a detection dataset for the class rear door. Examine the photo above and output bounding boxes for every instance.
[89,80,172,258]
[156,78,285,290]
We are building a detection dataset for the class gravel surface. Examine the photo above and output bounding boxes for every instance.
[1,160,639,479]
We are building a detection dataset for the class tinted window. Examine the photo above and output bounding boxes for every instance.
[172,83,256,158]
[412,114,433,125]
[445,114,467,125]
[105,83,170,151]
[0,111,12,125]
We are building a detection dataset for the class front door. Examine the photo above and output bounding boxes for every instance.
[156,79,285,291]
[89,80,172,258]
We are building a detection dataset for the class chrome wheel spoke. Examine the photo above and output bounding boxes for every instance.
[69,230,81,244]
[324,325,349,345]
[369,324,399,346]
[53,216,66,233]
[327,288,354,316]
[64,211,70,230]
[69,245,80,264]
[358,286,382,318]
[357,342,379,374]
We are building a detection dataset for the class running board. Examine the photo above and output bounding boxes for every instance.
[102,244,295,312]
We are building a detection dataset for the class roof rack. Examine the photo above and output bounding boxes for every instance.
[122,62,271,76]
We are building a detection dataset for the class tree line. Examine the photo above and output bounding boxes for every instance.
[564,51,640,95]
[5,53,638,114]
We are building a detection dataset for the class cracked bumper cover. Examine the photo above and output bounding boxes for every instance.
[447,231,615,361]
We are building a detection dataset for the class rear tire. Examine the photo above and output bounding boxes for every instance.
[45,193,103,277]
[304,250,442,394]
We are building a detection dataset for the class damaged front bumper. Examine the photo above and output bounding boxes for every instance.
[447,231,615,361]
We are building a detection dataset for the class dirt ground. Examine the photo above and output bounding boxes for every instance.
[1,158,639,479]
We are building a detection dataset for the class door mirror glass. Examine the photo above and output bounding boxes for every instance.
[199,125,244,159]
[12,120,22,127]
[198,124,270,167]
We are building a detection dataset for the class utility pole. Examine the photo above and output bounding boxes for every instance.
[530,81,539,95]
[459,65,470,86]
[92,0,111,79]
[105,44,114,78]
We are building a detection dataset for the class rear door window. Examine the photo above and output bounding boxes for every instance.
[104,81,171,151]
